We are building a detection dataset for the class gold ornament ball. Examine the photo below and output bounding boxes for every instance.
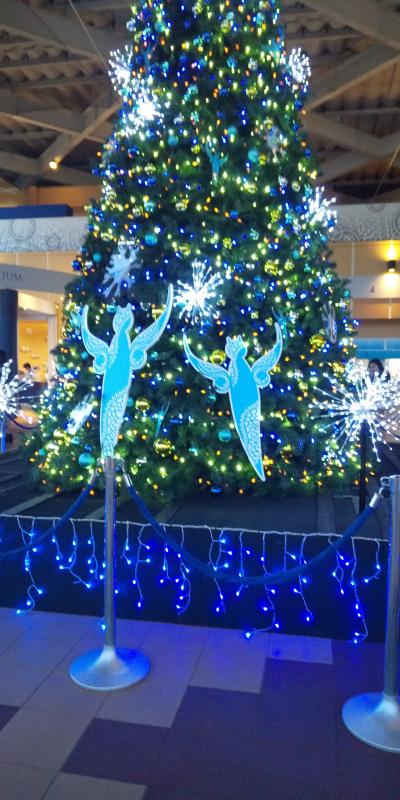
[154,439,172,455]
[180,243,191,257]
[152,307,163,320]
[136,397,150,412]
[222,237,232,250]
[210,349,226,366]
[310,333,325,349]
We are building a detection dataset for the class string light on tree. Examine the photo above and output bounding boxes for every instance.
[175,260,224,324]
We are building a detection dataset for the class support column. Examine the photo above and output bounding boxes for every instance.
[0,290,18,367]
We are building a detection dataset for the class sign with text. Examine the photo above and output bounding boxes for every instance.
[0,263,69,294]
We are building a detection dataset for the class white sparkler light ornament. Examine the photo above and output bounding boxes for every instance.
[313,364,400,460]
[176,260,224,324]
[308,187,337,229]
[0,360,33,417]
[109,46,133,97]
[288,48,311,87]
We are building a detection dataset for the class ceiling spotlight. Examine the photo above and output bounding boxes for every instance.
[48,159,59,170]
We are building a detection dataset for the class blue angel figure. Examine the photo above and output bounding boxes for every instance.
[183,324,283,480]
[81,285,173,458]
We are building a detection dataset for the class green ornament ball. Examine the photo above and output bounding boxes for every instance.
[248,148,259,164]
[218,428,232,443]
[78,452,95,468]
[145,233,158,246]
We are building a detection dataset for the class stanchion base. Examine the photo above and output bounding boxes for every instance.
[342,693,400,752]
[69,645,150,692]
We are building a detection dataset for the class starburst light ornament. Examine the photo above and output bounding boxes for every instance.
[109,46,133,97]
[288,48,311,88]
[0,361,33,417]
[175,260,223,324]
[307,187,336,229]
[313,364,400,459]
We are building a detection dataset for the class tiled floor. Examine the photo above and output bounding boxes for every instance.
[0,607,397,800]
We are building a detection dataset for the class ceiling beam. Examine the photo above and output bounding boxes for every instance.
[303,0,400,49]
[317,130,400,182]
[287,27,361,43]
[0,88,112,141]
[0,0,123,60]
[14,73,107,92]
[0,150,97,185]
[0,54,95,74]
[304,110,382,156]
[0,131,54,142]
[39,88,119,171]
[305,43,400,110]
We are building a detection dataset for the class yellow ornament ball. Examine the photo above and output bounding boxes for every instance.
[210,349,226,366]
[154,439,172,455]
[310,333,325,349]
[136,397,150,413]
[152,307,163,321]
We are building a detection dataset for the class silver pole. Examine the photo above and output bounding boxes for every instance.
[104,456,116,648]
[342,476,400,751]
[69,457,150,691]
[383,474,400,699]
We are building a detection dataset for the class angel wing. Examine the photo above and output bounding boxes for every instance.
[130,284,173,370]
[183,335,230,394]
[252,323,283,388]
[81,306,109,375]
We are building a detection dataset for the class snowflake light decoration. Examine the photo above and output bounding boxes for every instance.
[0,361,33,417]
[103,244,138,298]
[288,48,311,88]
[312,365,400,460]
[307,187,337,229]
[109,46,134,98]
[175,261,223,324]
[121,78,163,134]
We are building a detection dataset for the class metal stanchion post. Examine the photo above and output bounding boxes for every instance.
[342,474,400,751]
[0,414,6,453]
[69,458,150,691]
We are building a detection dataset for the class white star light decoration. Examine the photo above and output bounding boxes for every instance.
[0,361,32,417]
[313,364,400,460]
[288,48,311,88]
[175,261,224,324]
[308,187,337,229]
[109,46,133,97]
[103,245,138,298]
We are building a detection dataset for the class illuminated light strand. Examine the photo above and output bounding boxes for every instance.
[287,48,311,88]
[6,515,382,641]
[16,518,43,613]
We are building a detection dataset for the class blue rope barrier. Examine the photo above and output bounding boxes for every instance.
[5,413,39,431]
[0,477,97,560]
[125,476,378,587]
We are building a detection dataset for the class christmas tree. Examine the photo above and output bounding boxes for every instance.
[27,0,356,507]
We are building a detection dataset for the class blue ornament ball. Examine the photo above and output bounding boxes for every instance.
[38,448,46,457]
[248,148,259,163]
[93,252,102,263]
[168,134,179,147]
[78,452,95,468]
[144,200,155,212]
[145,233,158,246]
[218,428,232,443]
[155,20,165,32]
[293,249,301,259]
[126,397,134,408]
[227,126,237,139]
[81,351,89,360]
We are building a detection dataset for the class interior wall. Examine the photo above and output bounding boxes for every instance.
[18,319,49,381]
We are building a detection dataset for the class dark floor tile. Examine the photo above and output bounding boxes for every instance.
[332,641,383,704]
[62,718,168,784]
[335,705,400,800]
[144,788,228,800]
[0,704,18,731]
[149,685,339,800]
